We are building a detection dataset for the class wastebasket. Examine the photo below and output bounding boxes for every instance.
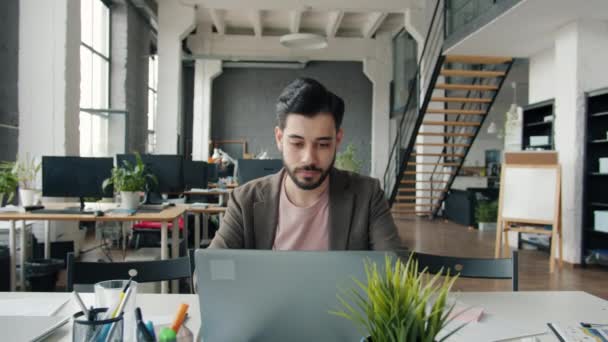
[0,246,9,291]
[24,258,63,292]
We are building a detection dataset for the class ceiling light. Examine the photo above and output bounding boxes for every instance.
[279,33,328,50]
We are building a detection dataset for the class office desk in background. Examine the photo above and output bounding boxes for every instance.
[0,203,187,293]
[2,291,607,341]
[187,206,227,248]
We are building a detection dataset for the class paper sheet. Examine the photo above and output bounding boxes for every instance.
[0,297,70,316]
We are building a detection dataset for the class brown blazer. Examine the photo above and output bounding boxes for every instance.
[209,168,402,250]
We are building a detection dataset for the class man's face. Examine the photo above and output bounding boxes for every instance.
[275,113,343,190]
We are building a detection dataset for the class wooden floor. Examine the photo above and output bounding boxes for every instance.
[395,216,608,299]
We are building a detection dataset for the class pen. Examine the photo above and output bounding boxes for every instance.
[171,303,189,334]
[72,291,90,319]
[580,322,608,328]
[104,286,134,342]
[135,307,155,342]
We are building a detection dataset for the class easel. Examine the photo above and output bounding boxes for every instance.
[495,152,563,273]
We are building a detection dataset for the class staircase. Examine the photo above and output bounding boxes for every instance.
[382,0,514,219]
[391,55,513,219]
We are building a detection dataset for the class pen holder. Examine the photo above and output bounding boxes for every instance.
[73,308,124,342]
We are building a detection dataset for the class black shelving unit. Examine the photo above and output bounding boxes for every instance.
[522,99,555,150]
[583,87,608,267]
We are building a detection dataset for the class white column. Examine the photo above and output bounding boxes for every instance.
[18,0,80,157]
[156,0,196,154]
[551,20,608,264]
[363,34,393,183]
[192,60,223,161]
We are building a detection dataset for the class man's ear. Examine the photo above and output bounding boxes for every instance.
[275,126,284,152]
[336,128,344,148]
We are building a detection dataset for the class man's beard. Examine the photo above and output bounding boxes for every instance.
[284,155,335,191]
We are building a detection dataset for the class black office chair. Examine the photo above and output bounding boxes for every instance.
[396,250,519,291]
[66,251,196,293]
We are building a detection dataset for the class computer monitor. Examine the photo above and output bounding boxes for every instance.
[237,159,283,185]
[183,160,207,190]
[42,156,114,211]
[116,154,184,193]
[207,163,218,183]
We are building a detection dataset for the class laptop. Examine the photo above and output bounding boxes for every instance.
[194,249,396,342]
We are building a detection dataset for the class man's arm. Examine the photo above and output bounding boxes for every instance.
[368,179,403,251]
[209,190,246,248]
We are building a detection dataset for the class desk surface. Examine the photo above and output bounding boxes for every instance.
[1,291,606,342]
[187,206,227,214]
[183,189,232,196]
[0,203,187,222]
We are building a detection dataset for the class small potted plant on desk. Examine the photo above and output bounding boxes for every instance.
[475,200,498,231]
[13,155,41,207]
[103,153,157,210]
[0,162,19,207]
[331,255,464,342]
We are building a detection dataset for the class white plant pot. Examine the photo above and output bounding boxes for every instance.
[478,222,497,231]
[19,189,37,207]
[120,191,144,210]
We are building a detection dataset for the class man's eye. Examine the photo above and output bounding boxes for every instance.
[319,143,330,148]
[291,142,304,148]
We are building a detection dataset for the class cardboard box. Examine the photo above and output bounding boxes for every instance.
[594,210,608,233]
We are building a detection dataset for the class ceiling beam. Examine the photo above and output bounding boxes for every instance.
[208,9,225,35]
[362,12,388,38]
[249,10,263,37]
[189,0,414,11]
[289,10,302,34]
[325,11,344,38]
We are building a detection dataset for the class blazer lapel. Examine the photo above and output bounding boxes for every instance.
[253,169,284,249]
[329,168,354,250]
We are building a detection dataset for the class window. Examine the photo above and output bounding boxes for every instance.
[80,0,110,157]
[147,55,158,153]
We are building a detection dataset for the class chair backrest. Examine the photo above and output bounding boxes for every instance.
[66,251,195,292]
[398,250,519,291]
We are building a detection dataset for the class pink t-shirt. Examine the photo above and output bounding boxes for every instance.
[273,178,330,251]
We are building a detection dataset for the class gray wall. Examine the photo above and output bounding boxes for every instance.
[0,0,19,162]
[111,0,152,153]
[210,61,373,175]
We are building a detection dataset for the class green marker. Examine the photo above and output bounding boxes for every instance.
[158,327,177,342]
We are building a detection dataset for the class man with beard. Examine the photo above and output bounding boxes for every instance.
[209,78,401,250]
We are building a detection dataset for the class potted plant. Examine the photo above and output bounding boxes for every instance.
[336,144,362,173]
[102,153,156,210]
[0,162,19,207]
[475,200,498,231]
[13,155,41,207]
[331,255,464,342]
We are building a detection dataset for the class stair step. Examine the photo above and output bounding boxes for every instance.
[444,55,513,64]
[415,143,470,147]
[418,132,475,137]
[401,180,448,184]
[403,171,454,175]
[393,203,438,208]
[440,69,506,78]
[435,83,499,91]
[407,162,459,166]
[392,210,432,215]
[431,97,492,103]
[396,195,443,200]
[423,121,481,127]
[411,153,465,158]
[427,108,486,115]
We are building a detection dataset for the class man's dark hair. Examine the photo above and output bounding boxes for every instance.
[276,78,344,130]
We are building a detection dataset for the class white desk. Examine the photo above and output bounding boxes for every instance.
[0,204,187,293]
[1,291,606,341]
[0,292,199,342]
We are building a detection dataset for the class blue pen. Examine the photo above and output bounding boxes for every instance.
[146,321,156,340]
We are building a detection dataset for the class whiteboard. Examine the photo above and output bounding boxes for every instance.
[501,166,558,222]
